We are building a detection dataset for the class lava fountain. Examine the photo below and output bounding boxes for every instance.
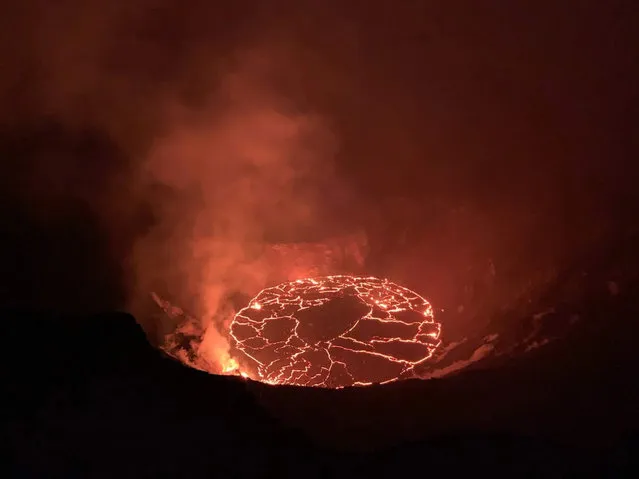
[229,275,442,388]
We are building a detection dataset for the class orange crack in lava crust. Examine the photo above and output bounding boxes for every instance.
[230,275,442,388]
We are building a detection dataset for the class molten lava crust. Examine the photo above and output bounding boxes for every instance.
[230,275,441,388]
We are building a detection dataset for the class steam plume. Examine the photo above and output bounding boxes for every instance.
[131,48,345,369]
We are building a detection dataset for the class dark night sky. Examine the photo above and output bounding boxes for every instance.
[0,1,637,339]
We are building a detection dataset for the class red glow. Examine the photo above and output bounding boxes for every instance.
[230,275,441,388]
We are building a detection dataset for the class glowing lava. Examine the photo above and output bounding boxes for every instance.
[230,275,442,388]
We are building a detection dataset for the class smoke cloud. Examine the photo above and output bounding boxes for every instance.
[1,1,636,368]
[131,48,355,369]
[0,2,366,367]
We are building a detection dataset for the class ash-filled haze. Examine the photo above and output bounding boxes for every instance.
[0,1,637,374]
[133,50,357,368]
